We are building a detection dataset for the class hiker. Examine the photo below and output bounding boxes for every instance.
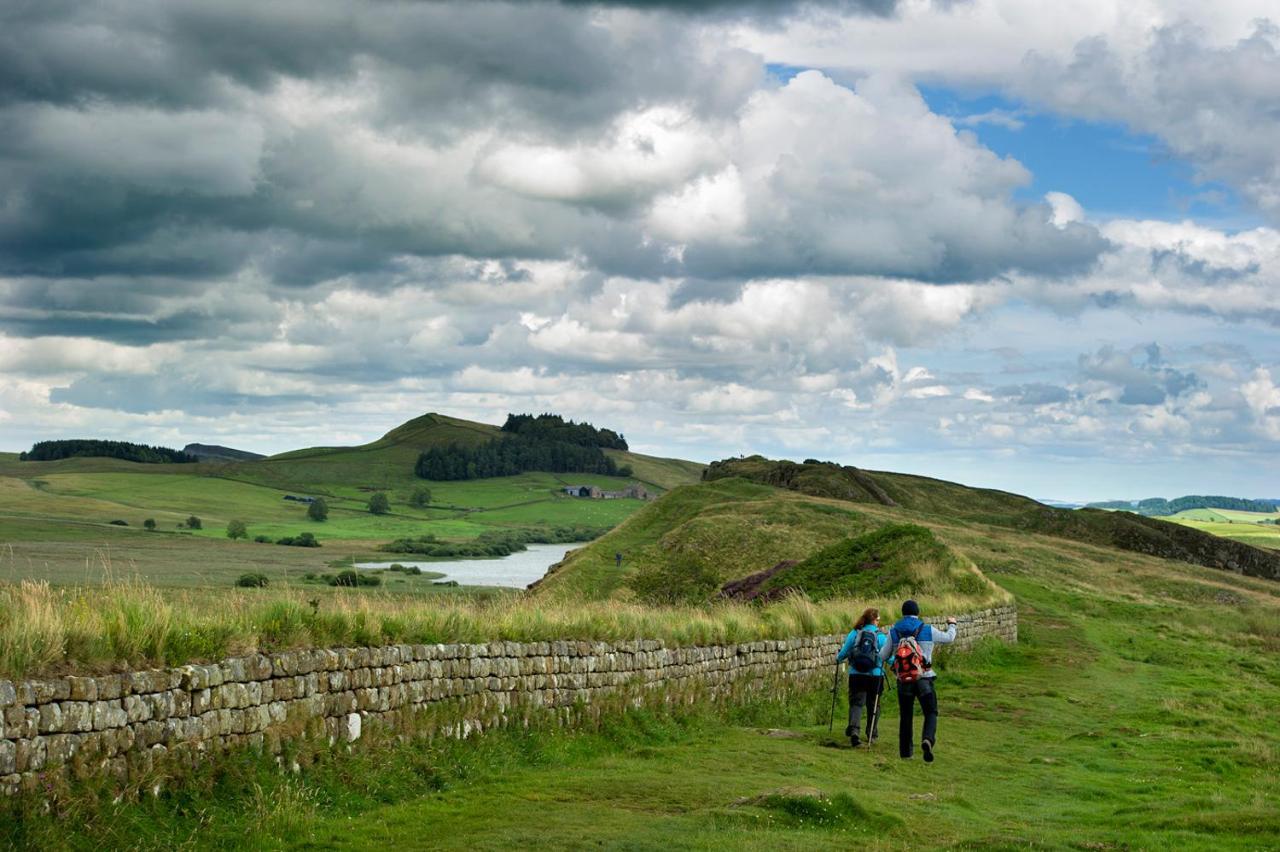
[836,607,887,746]
[615,551,623,568]
[879,600,957,762]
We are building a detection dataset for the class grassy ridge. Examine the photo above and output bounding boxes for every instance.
[534,479,880,599]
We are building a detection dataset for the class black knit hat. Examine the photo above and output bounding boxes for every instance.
[902,599,920,616]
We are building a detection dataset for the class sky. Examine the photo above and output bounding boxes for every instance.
[2,0,1279,502]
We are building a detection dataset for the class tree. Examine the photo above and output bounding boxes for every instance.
[409,486,432,508]
[307,498,328,522]
[367,492,390,515]
[186,515,202,530]
[143,518,157,531]
[226,519,248,540]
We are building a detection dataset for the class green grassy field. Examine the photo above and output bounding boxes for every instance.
[0,414,704,589]
[8,512,1278,849]
[1157,509,1280,551]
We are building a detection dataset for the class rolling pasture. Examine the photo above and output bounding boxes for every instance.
[0,414,704,589]
[1158,507,1280,551]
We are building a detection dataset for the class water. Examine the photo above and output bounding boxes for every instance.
[354,542,585,588]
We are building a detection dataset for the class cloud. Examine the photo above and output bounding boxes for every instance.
[1016,21,1280,218]
[1078,343,1203,406]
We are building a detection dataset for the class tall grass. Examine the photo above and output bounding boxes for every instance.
[0,579,1010,679]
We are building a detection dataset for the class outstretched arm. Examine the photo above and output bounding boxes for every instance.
[931,618,958,645]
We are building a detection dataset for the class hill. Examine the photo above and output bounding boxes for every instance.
[0,413,706,587]
[704,456,1280,581]
[182,443,266,462]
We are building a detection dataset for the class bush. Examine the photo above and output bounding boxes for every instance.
[409,487,432,508]
[108,519,128,526]
[367,492,390,515]
[186,515,203,530]
[387,564,423,575]
[253,534,272,543]
[235,573,269,588]
[226,519,248,540]
[143,518,156,531]
[329,570,380,588]
[277,532,321,548]
[307,499,328,522]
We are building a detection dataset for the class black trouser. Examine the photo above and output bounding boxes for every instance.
[897,678,938,758]
[847,673,883,741]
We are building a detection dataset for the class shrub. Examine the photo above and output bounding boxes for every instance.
[186,515,203,530]
[253,535,272,543]
[108,519,128,526]
[235,573,269,588]
[307,499,328,522]
[226,519,248,540]
[367,492,390,515]
[409,487,432,508]
[329,570,380,588]
[277,532,321,548]
[143,518,156,531]
[387,564,423,575]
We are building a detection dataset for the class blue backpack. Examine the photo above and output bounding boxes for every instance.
[850,630,879,673]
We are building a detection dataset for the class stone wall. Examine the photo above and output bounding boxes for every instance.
[0,604,1015,795]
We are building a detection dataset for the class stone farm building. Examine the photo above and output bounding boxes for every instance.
[562,484,651,500]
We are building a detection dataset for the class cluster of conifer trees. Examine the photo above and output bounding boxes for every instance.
[415,435,630,481]
[500,413,628,450]
[415,413,632,481]
[19,439,196,464]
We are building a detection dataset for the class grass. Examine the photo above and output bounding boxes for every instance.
[0,413,706,589]
[0,578,1001,679]
[7,542,1278,849]
[535,479,880,599]
[1157,511,1280,551]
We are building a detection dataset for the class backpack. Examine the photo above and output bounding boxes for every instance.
[893,625,928,683]
[850,629,879,674]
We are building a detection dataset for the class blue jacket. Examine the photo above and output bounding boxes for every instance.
[836,625,887,677]
[878,615,957,680]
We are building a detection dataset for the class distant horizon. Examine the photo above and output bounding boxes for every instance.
[9,410,1280,507]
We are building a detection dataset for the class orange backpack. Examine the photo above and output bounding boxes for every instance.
[893,625,927,683]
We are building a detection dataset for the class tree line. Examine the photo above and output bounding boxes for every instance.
[500,413,628,450]
[20,439,197,464]
[416,434,632,481]
[1087,495,1278,515]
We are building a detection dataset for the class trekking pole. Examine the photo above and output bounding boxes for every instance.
[828,660,841,732]
[868,674,884,746]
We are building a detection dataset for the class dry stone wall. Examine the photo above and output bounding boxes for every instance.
[0,604,1015,795]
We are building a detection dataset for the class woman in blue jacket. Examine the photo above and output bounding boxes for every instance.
[836,607,887,746]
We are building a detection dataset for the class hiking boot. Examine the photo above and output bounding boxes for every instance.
[844,724,854,738]
[922,739,934,763]
[851,733,861,747]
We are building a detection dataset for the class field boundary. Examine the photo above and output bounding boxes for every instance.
[0,605,1015,795]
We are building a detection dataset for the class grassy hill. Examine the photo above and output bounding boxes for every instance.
[705,456,1280,581]
[0,413,705,588]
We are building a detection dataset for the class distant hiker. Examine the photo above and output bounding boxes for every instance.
[615,552,623,568]
[879,599,957,762]
[836,607,887,746]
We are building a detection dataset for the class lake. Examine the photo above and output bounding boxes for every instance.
[354,542,585,588]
